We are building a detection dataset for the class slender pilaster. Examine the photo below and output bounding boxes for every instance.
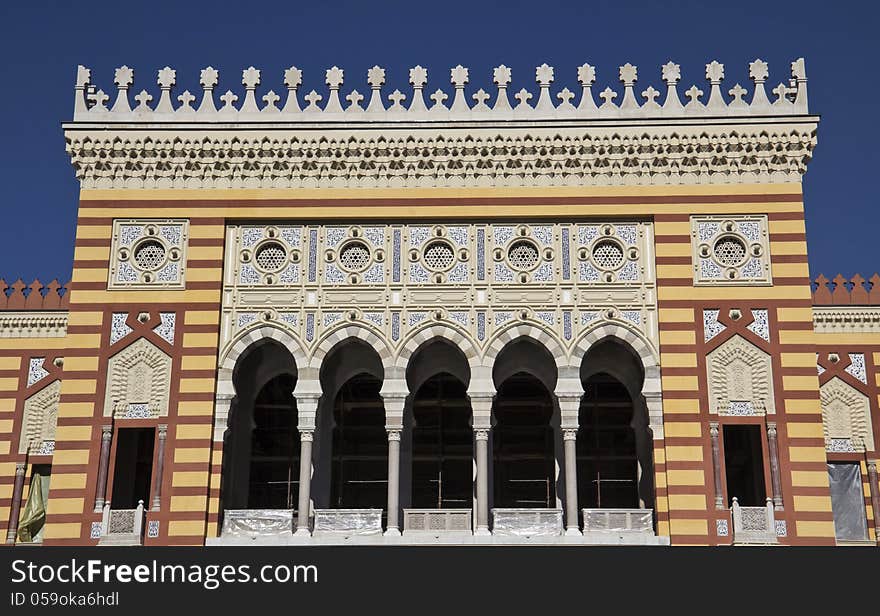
[5,463,27,544]
[469,390,494,536]
[151,425,167,510]
[766,422,783,510]
[294,389,320,536]
[474,429,490,535]
[710,422,724,509]
[563,430,580,535]
[386,430,402,535]
[868,459,880,545]
[381,385,407,537]
[296,431,314,535]
[94,425,113,512]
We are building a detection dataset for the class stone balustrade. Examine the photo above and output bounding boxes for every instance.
[403,509,472,535]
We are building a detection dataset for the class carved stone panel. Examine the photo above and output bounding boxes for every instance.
[707,335,775,415]
[104,338,172,418]
[691,216,771,285]
[820,377,874,453]
[19,380,60,455]
[108,219,189,289]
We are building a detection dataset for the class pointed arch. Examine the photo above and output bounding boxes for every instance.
[395,321,481,373]
[308,322,395,376]
[483,321,568,375]
[217,323,308,399]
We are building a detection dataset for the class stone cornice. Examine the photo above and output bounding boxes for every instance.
[812,306,880,334]
[64,119,817,190]
[0,311,68,338]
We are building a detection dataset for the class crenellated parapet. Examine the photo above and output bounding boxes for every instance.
[63,59,819,190]
[72,59,809,121]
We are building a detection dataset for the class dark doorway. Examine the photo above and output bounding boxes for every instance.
[331,374,388,509]
[577,374,639,509]
[493,373,555,508]
[723,424,766,506]
[111,427,155,509]
[248,373,300,509]
[411,373,472,509]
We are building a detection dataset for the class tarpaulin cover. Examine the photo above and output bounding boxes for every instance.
[828,463,868,541]
[221,509,294,537]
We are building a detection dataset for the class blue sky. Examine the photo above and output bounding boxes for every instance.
[0,1,874,282]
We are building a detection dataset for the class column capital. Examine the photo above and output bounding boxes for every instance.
[300,430,314,442]
[474,428,490,441]
[563,429,578,441]
[709,422,719,437]
[766,423,777,437]
[157,424,168,436]
[868,459,878,472]
[14,462,26,474]
[387,429,401,442]
[101,425,113,439]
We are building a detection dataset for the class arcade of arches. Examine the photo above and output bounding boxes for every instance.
[219,332,658,540]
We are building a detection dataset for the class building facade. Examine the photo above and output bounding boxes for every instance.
[1,57,878,546]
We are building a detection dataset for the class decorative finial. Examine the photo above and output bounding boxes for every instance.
[388,89,407,112]
[705,60,726,112]
[324,66,344,113]
[112,66,133,113]
[493,65,512,111]
[261,90,280,113]
[472,88,491,111]
[409,66,428,112]
[749,59,771,111]
[303,90,323,112]
[218,90,238,112]
[450,65,469,113]
[535,63,555,112]
[367,66,386,113]
[133,89,153,113]
[283,66,303,113]
[661,61,683,114]
[198,67,219,114]
[429,88,449,112]
[618,63,638,112]
[577,63,597,114]
[155,67,176,113]
[240,67,261,113]
[177,90,196,113]
[345,90,365,112]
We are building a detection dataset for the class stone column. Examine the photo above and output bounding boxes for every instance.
[766,422,783,510]
[94,425,113,512]
[710,422,724,509]
[386,430,402,535]
[5,463,26,544]
[381,386,407,537]
[556,383,583,535]
[469,391,494,536]
[867,459,880,546]
[295,431,314,535]
[294,390,320,536]
[151,425,167,510]
[563,430,580,535]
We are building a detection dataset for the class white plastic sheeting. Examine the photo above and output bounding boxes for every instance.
[491,508,563,536]
[312,509,383,536]
[582,508,654,533]
[828,463,869,541]
[221,509,295,537]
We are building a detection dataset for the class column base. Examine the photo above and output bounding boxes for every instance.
[474,526,491,537]
[294,527,312,537]
[564,527,582,536]
[384,527,401,537]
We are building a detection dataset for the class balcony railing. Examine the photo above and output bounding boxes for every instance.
[221,509,296,537]
[730,497,777,544]
[97,500,145,546]
[312,508,383,536]
[491,508,563,537]
[582,508,655,535]
[403,509,472,535]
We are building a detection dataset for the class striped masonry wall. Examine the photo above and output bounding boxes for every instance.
[28,183,839,545]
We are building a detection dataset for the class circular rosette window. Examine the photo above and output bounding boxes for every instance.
[254,240,288,273]
[506,239,540,272]
[338,240,372,273]
[133,239,167,271]
[590,239,625,270]
[712,235,748,267]
[422,239,456,272]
